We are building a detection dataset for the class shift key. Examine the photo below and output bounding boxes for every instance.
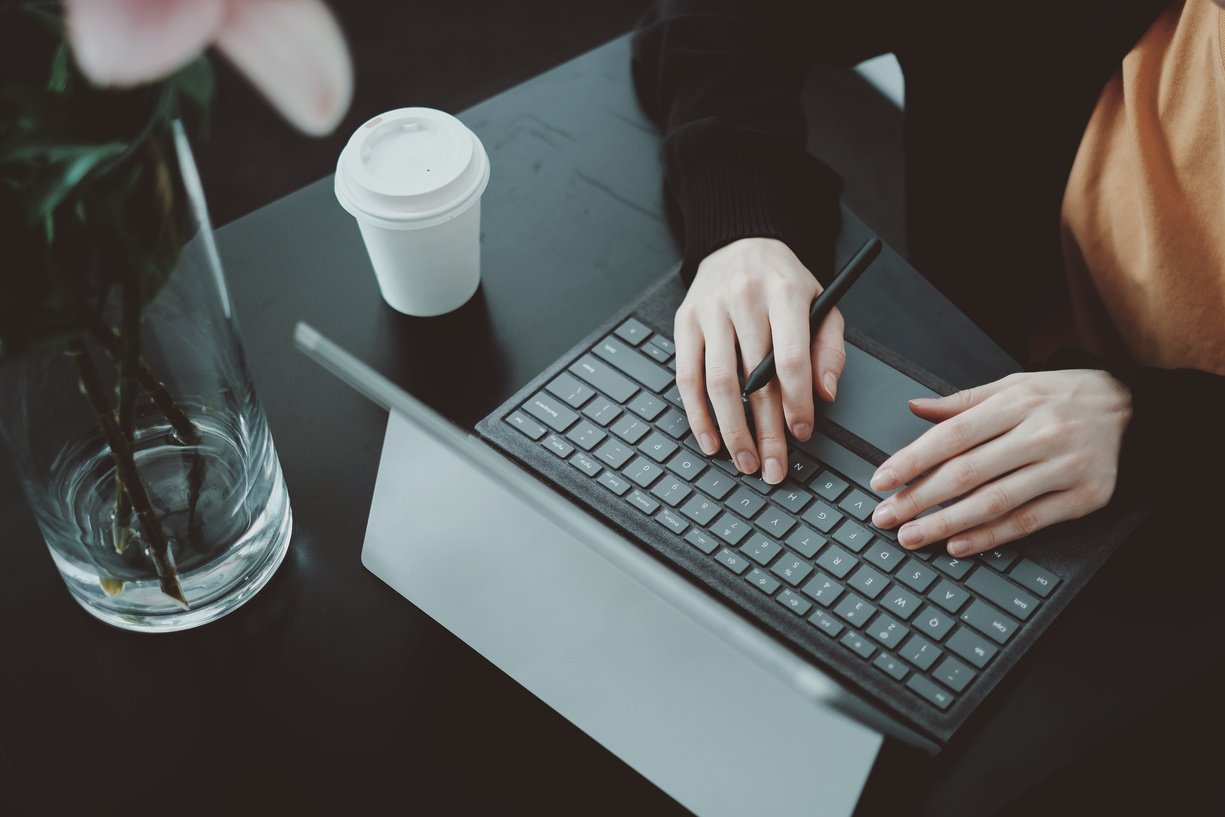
[569,355,638,403]
[965,568,1039,620]
[593,336,672,392]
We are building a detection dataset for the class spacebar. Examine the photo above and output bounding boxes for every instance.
[793,431,886,500]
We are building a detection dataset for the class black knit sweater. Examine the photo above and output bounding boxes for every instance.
[631,0,1222,501]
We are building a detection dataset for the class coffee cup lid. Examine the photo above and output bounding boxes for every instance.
[334,108,490,229]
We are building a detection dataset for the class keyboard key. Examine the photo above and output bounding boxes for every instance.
[833,593,876,626]
[726,486,766,518]
[800,572,844,607]
[785,526,826,559]
[627,489,660,515]
[773,486,813,514]
[524,392,579,432]
[594,439,634,469]
[929,580,971,614]
[946,626,998,668]
[867,612,910,647]
[914,605,955,641]
[543,434,575,458]
[628,391,667,421]
[832,520,872,553]
[816,544,856,579]
[769,553,813,586]
[847,565,889,599]
[742,474,773,495]
[569,452,602,477]
[863,540,905,573]
[581,397,622,427]
[597,470,631,496]
[746,568,781,595]
[594,336,672,392]
[638,431,679,463]
[812,471,849,501]
[739,534,782,566]
[663,383,684,408]
[695,469,735,500]
[801,501,842,533]
[565,419,607,451]
[960,600,1019,644]
[714,547,750,575]
[685,529,719,554]
[776,589,813,616]
[614,318,652,345]
[624,456,664,488]
[649,334,676,355]
[679,494,721,526]
[899,634,942,672]
[656,408,690,439]
[610,413,650,444]
[570,354,637,403]
[755,506,797,537]
[838,489,876,521]
[932,554,972,581]
[880,585,922,620]
[980,548,1019,572]
[906,674,954,710]
[650,476,692,507]
[788,453,821,484]
[641,342,671,365]
[933,656,976,693]
[840,631,876,660]
[546,372,596,408]
[666,450,707,481]
[654,508,689,535]
[808,610,845,638]
[966,567,1039,620]
[897,559,938,592]
[712,512,752,545]
[505,411,547,440]
[1009,558,1061,598]
[873,653,909,681]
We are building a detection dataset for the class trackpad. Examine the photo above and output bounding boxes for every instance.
[819,343,939,455]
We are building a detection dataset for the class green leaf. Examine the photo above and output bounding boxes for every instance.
[48,43,71,93]
[20,142,126,224]
[166,58,215,113]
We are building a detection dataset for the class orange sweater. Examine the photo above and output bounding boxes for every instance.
[1062,0,1225,373]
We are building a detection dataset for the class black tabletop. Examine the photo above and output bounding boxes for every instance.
[1,36,1213,817]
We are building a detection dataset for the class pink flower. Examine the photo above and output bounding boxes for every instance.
[65,0,353,136]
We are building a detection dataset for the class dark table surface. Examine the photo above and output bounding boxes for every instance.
[1,36,1216,817]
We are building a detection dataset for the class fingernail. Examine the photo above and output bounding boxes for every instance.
[792,422,811,441]
[909,397,935,407]
[736,451,759,474]
[824,372,838,400]
[874,503,897,528]
[699,433,717,455]
[948,537,970,556]
[899,523,923,547]
[763,457,784,484]
[871,466,896,491]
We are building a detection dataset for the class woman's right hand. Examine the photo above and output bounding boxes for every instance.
[673,237,847,485]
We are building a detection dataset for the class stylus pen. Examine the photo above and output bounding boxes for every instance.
[741,236,883,399]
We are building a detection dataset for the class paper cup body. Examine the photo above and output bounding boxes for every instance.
[334,108,490,316]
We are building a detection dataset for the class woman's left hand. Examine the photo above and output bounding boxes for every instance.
[869,370,1132,557]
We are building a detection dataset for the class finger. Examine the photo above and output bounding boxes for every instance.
[673,308,719,455]
[733,311,787,480]
[703,315,758,473]
[894,461,1063,550]
[766,292,813,440]
[872,393,1025,492]
[907,376,1016,422]
[944,490,1087,556]
[872,428,1039,529]
[811,306,846,401]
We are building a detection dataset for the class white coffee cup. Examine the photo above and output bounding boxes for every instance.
[334,108,491,316]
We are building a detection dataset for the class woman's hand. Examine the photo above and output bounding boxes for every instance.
[674,238,846,484]
[870,370,1132,556]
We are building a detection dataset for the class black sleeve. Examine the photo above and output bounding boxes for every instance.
[1041,348,1224,502]
[630,0,909,285]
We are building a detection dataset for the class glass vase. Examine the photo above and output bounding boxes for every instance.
[0,122,291,632]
